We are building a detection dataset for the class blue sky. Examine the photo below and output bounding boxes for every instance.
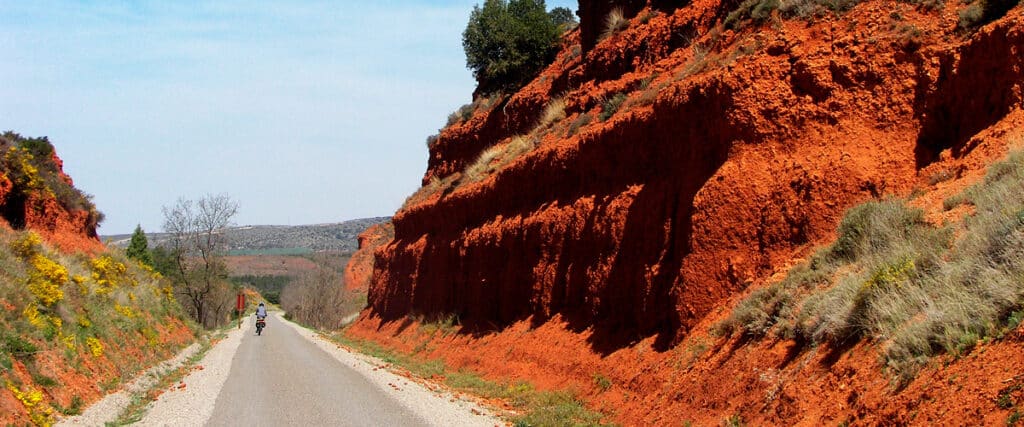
[0,0,576,234]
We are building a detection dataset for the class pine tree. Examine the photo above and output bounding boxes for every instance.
[126,224,153,266]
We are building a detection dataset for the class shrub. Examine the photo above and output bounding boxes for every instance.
[592,373,612,391]
[775,0,864,19]
[725,0,780,29]
[599,93,628,121]
[959,0,1020,29]
[463,0,563,95]
[447,103,476,126]
[566,113,592,137]
[719,151,1024,383]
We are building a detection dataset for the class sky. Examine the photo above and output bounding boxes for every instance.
[0,0,577,235]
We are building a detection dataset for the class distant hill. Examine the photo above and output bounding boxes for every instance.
[104,216,390,253]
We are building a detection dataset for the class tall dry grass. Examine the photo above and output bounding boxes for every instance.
[717,150,1024,383]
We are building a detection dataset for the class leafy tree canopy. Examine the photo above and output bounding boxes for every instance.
[463,0,566,95]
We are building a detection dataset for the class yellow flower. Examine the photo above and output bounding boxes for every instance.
[10,232,43,258]
[86,337,103,357]
[71,275,89,294]
[23,304,47,330]
[89,255,129,294]
[26,254,67,306]
[63,335,76,350]
[114,303,134,318]
[6,380,52,426]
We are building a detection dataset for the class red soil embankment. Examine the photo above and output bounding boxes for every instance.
[0,149,102,253]
[350,1,1024,424]
[344,222,394,292]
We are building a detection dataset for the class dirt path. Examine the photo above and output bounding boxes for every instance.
[136,313,500,426]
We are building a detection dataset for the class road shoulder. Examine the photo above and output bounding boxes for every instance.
[277,313,502,427]
[135,317,250,426]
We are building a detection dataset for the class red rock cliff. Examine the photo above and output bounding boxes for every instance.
[349,1,1024,423]
[370,0,1023,341]
[344,222,394,291]
[0,137,103,253]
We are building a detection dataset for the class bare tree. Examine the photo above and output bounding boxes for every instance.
[162,194,238,328]
[280,266,353,329]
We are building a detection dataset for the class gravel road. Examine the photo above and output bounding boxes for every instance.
[136,313,500,427]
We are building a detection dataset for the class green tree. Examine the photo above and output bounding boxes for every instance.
[462,0,562,94]
[548,6,577,29]
[126,224,153,266]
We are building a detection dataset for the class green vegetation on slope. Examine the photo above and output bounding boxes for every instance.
[327,328,612,427]
[0,230,194,425]
[716,150,1024,384]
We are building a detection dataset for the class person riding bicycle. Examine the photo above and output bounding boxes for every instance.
[255,302,267,320]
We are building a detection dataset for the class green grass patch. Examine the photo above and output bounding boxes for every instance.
[599,93,628,122]
[327,331,613,426]
[592,373,612,392]
[53,395,84,416]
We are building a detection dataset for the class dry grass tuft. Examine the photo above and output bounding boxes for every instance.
[717,150,1024,384]
[463,144,506,183]
[537,98,567,129]
[600,8,629,42]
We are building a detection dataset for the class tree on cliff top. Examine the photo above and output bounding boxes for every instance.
[126,224,153,266]
[463,0,564,95]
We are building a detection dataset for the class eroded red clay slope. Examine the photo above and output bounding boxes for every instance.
[0,150,103,253]
[349,1,1024,424]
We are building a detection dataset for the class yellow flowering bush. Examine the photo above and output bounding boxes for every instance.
[23,304,48,330]
[10,232,43,258]
[90,255,133,295]
[26,254,68,306]
[6,380,52,426]
[3,147,46,194]
[156,284,176,302]
[11,232,69,307]
[114,303,134,318]
[140,327,159,347]
[85,337,103,357]
[71,274,89,295]
[76,314,92,328]
[62,335,76,350]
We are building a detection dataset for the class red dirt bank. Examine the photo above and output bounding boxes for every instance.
[0,150,103,253]
[344,222,394,292]
[349,1,1024,424]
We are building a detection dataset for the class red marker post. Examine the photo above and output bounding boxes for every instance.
[236,292,246,329]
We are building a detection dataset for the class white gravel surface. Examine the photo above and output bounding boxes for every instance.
[57,341,204,426]
[136,317,249,426]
